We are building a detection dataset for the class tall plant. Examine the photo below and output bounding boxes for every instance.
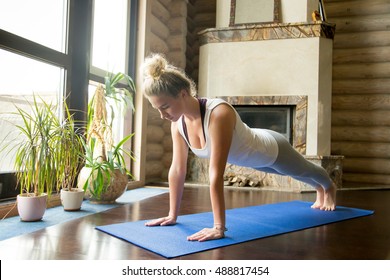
[87,72,135,162]
[80,72,136,201]
[10,96,58,197]
[53,101,84,192]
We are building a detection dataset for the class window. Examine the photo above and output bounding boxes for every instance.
[0,0,138,201]
[0,49,65,172]
[0,0,68,53]
[89,0,137,164]
[0,0,70,201]
[0,53,63,197]
[91,0,128,74]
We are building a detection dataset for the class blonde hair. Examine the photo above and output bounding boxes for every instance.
[142,53,197,98]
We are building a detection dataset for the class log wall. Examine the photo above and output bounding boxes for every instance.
[327,0,390,188]
[186,0,216,83]
[144,0,216,182]
[144,0,188,181]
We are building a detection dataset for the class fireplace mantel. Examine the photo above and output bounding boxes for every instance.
[199,21,335,45]
[198,20,334,156]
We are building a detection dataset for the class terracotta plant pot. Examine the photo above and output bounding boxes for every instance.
[17,193,47,222]
[60,188,84,211]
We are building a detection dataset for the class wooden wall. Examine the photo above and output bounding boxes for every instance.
[186,0,216,83]
[144,0,188,181]
[143,0,216,182]
[326,0,390,189]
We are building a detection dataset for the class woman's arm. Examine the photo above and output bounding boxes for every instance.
[145,121,189,226]
[167,121,189,221]
[187,104,235,241]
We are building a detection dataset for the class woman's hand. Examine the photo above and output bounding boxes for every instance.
[187,226,226,242]
[145,216,176,227]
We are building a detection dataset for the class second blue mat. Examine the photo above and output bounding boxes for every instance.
[96,200,374,258]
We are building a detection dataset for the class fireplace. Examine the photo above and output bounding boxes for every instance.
[187,1,343,192]
[221,95,308,153]
[234,105,293,143]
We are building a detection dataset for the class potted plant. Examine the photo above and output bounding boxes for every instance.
[78,72,136,203]
[1,95,88,218]
[55,102,85,211]
[3,96,59,221]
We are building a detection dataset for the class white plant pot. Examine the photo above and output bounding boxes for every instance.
[60,188,84,211]
[17,193,47,222]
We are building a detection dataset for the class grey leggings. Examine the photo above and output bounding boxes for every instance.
[255,130,333,190]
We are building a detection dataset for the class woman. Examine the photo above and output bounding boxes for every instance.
[142,53,337,242]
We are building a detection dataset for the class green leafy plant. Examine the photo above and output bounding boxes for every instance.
[11,96,59,197]
[80,72,136,201]
[53,102,85,192]
[81,134,134,199]
[1,95,85,197]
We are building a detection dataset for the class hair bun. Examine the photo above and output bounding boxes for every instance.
[143,53,167,79]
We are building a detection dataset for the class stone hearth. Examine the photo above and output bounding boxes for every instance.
[188,155,343,192]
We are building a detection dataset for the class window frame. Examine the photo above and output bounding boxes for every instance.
[0,0,138,201]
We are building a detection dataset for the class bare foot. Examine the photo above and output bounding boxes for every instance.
[311,187,324,209]
[320,183,337,211]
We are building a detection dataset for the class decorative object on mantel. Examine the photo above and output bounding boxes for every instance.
[230,0,280,26]
[318,0,327,21]
[311,10,321,22]
[312,0,327,22]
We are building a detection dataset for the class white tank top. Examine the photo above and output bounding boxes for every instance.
[177,98,278,168]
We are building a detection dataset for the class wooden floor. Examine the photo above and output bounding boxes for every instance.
[0,186,389,260]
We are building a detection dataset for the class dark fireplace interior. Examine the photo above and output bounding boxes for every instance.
[234,105,294,143]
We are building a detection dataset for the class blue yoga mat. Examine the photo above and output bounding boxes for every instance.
[96,200,374,258]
